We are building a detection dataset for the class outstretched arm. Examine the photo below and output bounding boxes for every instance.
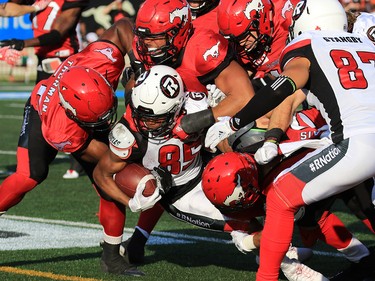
[0,1,50,17]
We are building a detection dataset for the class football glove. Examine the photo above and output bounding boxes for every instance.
[0,39,25,51]
[128,177,161,212]
[231,231,256,254]
[120,66,134,88]
[0,46,21,66]
[254,141,279,165]
[207,84,226,108]
[205,116,236,153]
[151,166,172,195]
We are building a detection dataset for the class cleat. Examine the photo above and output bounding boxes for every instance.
[120,228,147,264]
[329,246,375,281]
[286,244,314,262]
[100,241,145,276]
[62,169,79,179]
[281,256,329,281]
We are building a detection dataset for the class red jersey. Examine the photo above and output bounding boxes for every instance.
[32,0,88,58]
[176,28,231,93]
[253,0,299,77]
[30,41,125,152]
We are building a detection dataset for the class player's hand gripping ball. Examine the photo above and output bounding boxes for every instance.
[114,163,157,197]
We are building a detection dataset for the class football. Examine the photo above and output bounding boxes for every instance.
[114,163,157,198]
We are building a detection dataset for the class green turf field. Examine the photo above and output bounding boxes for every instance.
[0,98,374,281]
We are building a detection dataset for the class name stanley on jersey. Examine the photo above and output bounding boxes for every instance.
[323,36,363,44]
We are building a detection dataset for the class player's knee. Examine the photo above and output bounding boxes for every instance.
[29,165,49,183]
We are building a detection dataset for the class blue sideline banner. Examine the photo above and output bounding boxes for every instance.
[0,16,33,40]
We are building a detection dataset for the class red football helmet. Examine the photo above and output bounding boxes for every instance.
[188,0,220,19]
[217,0,273,70]
[58,66,118,129]
[202,152,261,211]
[134,0,192,68]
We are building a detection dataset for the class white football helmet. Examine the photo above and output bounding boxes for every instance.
[289,0,348,41]
[131,65,186,138]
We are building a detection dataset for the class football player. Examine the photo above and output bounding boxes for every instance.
[0,18,146,276]
[204,0,375,280]
[0,0,88,83]
[122,0,258,265]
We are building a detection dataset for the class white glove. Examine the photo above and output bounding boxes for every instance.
[128,175,161,212]
[205,116,236,153]
[254,141,279,165]
[0,46,21,66]
[207,84,226,108]
[32,0,51,12]
[231,231,256,254]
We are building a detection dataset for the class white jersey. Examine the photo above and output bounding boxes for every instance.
[281,30,375,143]
[109,92,208,187]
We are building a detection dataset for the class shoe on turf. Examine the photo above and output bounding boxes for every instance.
[62,169,79,179]
[119,227,147,264]
[100,241,144,276]
[281,256,329,281]
[329,246,375,281]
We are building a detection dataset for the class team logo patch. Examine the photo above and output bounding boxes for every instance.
[281,0,294,19]
[292,0,306,21]
[188,92,205,101]
[160,75,180,98]
[94,47,117,62]
[244,0,265,20]
[367,26,375,42]
[169,5,189,25]
[224,174,246,207]
[203,41,220,61]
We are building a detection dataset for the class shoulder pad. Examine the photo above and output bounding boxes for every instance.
[193,30,229,74]
[109,123,136,159]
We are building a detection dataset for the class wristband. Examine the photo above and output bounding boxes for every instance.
[38,30,62,46]
[264,128,284,143]
[180,108,215,134]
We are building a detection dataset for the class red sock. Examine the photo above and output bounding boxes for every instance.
[257,187,296,281]
[0,172,38,211]
[317,211,352,249]
[99,197,126,237]
[136,203,164,234]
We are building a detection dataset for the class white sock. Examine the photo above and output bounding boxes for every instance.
[103,232,122,245]
[338,237,370,262]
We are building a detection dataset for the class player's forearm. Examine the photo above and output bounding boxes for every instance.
[1,3,35,17]
[232,76,297,130]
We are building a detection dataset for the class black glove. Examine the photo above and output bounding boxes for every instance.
[0,39,25,51]
[121,66,134,88]
[151,166,172,195]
